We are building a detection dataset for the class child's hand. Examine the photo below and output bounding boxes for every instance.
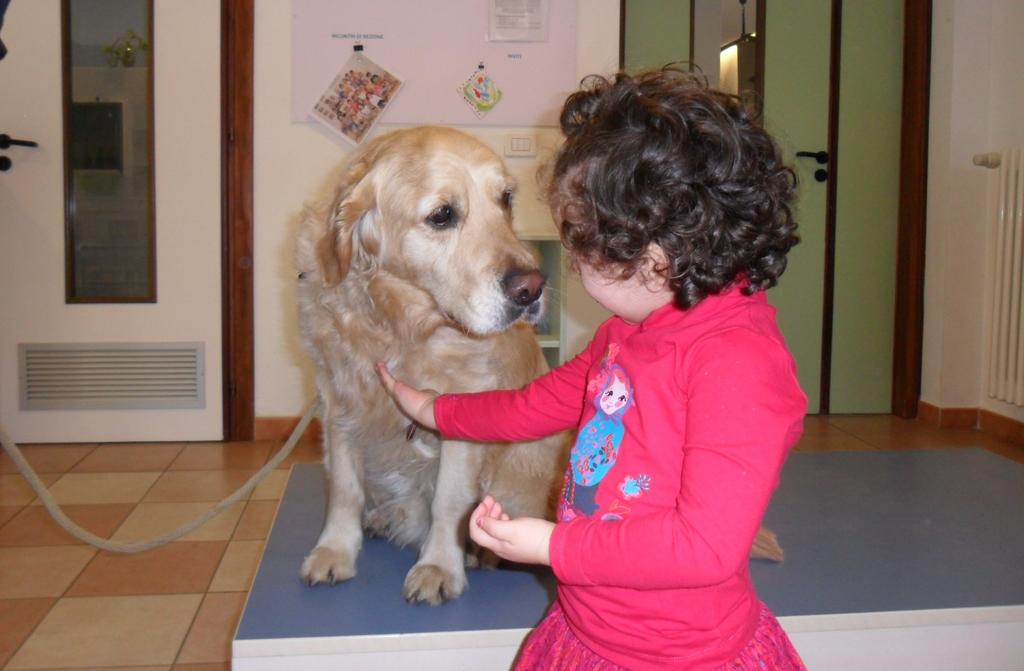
[375,363,439,430]
[469,495,553,566]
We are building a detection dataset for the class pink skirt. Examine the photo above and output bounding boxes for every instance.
[514,601,807,671]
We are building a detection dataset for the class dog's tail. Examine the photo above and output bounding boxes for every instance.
[750,526,784,562]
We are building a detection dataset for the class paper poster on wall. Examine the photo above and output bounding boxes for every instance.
[291,0,577,128]
[488,0,549,42]
[310,51,402,145]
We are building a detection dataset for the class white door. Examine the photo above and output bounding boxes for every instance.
[0,0,223,442]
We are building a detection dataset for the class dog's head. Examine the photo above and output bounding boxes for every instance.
[315,127,546,336]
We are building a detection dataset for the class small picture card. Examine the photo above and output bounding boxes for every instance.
[311,51,402,145]
[459,66,503,118]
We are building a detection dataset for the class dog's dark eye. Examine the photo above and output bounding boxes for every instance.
[500,190,513,210]
[426,204,456,230]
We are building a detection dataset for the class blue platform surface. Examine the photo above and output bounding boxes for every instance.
[235,448,1024,669]
[752,447,1024,615]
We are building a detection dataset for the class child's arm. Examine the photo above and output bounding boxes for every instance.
[379,335,601,443]
[549,329,807,589]
[433,346,594,441]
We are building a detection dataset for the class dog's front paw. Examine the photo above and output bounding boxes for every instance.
[403,563,467,605]
[300,546,357,586]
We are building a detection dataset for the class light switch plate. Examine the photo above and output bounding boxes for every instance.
[504,133,537,157]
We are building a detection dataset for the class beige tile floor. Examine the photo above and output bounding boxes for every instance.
[0,437,321,670]
[0,417,1021,669]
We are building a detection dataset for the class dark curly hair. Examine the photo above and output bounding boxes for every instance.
[546,66,799,309]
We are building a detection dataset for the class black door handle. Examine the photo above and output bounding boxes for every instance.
[794,149,827,163]
[796,150,829,164]
[0,133,38,149]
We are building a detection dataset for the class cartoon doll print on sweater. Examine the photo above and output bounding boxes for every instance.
[561,344,637,520]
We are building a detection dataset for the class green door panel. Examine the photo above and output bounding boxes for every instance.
[830,0,904,412]
[623,0,691,71]
[763,0,832,414]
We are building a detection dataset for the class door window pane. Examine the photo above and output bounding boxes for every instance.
[64,0,154,302]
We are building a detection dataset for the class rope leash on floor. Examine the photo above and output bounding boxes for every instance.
[0,397,321,553]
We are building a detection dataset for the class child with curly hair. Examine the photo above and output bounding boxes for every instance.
[378,67,807,670]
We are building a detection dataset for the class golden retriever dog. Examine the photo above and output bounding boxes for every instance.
[294,126,565,604]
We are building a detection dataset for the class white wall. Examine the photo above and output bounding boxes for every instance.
[922,0,1024,421]
[921,0,990,411]
[253,1,617,418]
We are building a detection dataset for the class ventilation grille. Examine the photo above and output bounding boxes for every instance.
[19,342,205,410]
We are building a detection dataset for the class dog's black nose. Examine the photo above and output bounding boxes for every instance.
[502,269,546,306]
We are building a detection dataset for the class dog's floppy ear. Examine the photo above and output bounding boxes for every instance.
[316,150,381,288]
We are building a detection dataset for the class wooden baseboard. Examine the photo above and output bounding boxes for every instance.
[916,401,979,429]
[979,409,1024,444]
[918,401,1024,444]
[916,400,941,426]
[254,416,321,443]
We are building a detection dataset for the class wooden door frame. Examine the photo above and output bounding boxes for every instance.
[819,0,843,413]
[222,0,254,440]
[891,0,931,418]
[622,0,932,417]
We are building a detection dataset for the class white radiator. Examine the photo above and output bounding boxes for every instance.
[987,148,1024,406]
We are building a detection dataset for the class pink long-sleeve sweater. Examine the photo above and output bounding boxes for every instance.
[435,285,807,670]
